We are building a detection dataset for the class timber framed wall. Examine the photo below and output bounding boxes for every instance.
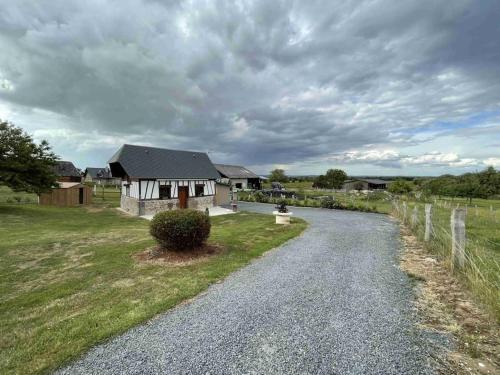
[121,179,216,200]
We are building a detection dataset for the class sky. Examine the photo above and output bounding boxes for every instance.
[0,0,499,176]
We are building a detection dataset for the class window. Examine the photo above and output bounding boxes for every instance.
[159,185,172,200]
[235,183,242,189]
[195,184,204,197]
[124,184,130,197]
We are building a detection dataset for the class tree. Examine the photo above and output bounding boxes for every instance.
[455,173,481,203]
[477,166,500,198]
[388,179,413,195]
[269,168,288,183]
[312,174,328,188]
[325,169,347,189]
[0,120,58,194]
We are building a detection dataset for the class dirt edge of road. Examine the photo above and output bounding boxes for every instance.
[399,225,499,375]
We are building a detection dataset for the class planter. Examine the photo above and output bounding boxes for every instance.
[273,211,293,224]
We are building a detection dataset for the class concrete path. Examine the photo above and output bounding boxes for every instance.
[58,203,449,374]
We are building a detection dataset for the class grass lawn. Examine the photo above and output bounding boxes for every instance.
[0,203,306,375]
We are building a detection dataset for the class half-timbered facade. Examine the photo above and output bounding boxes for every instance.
[108,144,220,216]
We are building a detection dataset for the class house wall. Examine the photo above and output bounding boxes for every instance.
[121,195,140,215]
[120,178,217,216]
[122,179,216,200]
[230,178,248,190]
[215,183,231,205]
[141,195,214,215]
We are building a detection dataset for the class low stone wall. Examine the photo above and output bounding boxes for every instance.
[120,195,140,216]
[143,198,179,215]
[141,196,215,216]
[187,196,215,211]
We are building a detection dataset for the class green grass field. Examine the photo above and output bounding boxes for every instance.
[0,198,306,374]
[394,197,499,321]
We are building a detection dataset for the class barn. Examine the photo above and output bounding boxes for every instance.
[342,178,393,191]
[39,182,92,206]
[108,144,220,216]
[214,164,261,190]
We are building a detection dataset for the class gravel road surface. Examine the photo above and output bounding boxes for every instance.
[57,202,449,374]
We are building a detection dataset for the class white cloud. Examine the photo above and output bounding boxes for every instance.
[330,149,481,169]
[484,157,500,167]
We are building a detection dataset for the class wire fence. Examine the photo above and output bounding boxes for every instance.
[392,198,500,320]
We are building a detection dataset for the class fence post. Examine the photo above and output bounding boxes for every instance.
[402,201,407,223]
[451,208,466,269]
[411,205,418,227]
[424,204,432,241]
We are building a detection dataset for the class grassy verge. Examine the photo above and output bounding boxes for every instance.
[393,198,499,321]
[0,204,306,374]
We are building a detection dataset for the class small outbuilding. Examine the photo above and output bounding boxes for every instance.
[39,182,92,206]
[109,144,220,216]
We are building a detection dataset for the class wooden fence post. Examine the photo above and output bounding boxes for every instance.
[402,201,407,223]
[451,208,466,269]
[424,204,432,241]
[411,205,418,227]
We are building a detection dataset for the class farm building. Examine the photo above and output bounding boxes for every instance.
[214,164,261,190]
[342,178,392,191]
[53,161,82,183]
[83,167,121,185]
[39,182,92,206]
[109,144,220,216]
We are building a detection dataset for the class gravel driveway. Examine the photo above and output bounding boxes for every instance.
[58,203,449,374]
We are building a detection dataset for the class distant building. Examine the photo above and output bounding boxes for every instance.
[214,164,261,190]
[83,167,121,185]
[53,161,81,183]
[342,178,392,191]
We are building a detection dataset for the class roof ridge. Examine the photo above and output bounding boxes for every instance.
[123,143,209,155]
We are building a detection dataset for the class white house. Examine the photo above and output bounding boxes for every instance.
[108,144,220,216]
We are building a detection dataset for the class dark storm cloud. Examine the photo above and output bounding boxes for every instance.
[0,0,499,170]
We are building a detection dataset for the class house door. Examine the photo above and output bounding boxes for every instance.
[79,188,84,204]
[178,186,189,209]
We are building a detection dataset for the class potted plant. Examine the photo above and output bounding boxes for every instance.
[273,199,293,224]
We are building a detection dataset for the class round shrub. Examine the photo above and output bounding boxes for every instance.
[150,209,211,251]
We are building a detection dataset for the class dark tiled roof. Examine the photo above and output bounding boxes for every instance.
[347,178,392,185]
[361,178,392,185]
[214,164,259,179]
[108,144,220,179]
[85,167,113,179]
[54,161,81,177]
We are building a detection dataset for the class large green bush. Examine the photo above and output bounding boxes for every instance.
[150,209,211,251]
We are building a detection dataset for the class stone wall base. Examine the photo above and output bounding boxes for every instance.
[120,195,216,216]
